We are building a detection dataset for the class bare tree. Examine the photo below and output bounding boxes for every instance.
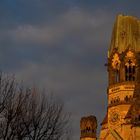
[0,73,70,140]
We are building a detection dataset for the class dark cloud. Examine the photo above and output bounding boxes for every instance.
[0,1,140,139]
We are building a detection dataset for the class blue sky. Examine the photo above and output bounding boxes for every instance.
[0,0,140,139]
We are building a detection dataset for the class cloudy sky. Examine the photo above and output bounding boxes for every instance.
[0,0,140,139]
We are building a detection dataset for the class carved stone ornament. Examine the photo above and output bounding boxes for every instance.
[112,53,121,70]
[125,51,136,66]
[109,109,120,125]
[126,50,134,58]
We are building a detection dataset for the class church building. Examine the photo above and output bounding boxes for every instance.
[80,15,140,140]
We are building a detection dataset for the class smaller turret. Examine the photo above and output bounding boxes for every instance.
[80,115,97,140]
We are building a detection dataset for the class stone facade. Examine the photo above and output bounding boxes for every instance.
[80,15,140,140]
[100,15,140,140]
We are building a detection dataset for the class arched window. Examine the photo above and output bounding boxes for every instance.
[125,59,135,81]
[115,70,119,83]
[129,95,132,101]
[86,127,90,132]
[111,53,120,84]
[139,115,140,121]
[125,96,129,102]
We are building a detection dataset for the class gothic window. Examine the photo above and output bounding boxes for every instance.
[86,127,90,132]
[125,51,136,81]
[116,97,120,103]
[129,95,132,101]
[111,53,120,83]
[139,115,140,121]
[125,59,135,81]
[125,96,128,102]
[136,115,140,122]
[113,100,116,104]
[115,70,119,83]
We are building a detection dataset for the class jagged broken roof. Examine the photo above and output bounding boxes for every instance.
[108,15,140,57]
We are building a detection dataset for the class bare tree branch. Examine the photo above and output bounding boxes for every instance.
[0,73,70,140]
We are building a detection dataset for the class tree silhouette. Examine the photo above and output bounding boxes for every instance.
[0,72,70,140]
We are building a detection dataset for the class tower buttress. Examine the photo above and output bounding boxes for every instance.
[100,15,140,140]
[80,115,97,140]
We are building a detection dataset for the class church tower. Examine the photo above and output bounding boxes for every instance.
[80,115,97,140]
[100,15,140,140]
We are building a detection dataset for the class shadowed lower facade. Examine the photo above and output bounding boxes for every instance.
[80,116,97,140]
[80,15,140,140]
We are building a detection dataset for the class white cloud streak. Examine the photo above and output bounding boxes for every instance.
[3,8,113,48]
[0,7,113,140]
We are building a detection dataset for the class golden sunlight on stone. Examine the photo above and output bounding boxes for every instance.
[80,15,140,140]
